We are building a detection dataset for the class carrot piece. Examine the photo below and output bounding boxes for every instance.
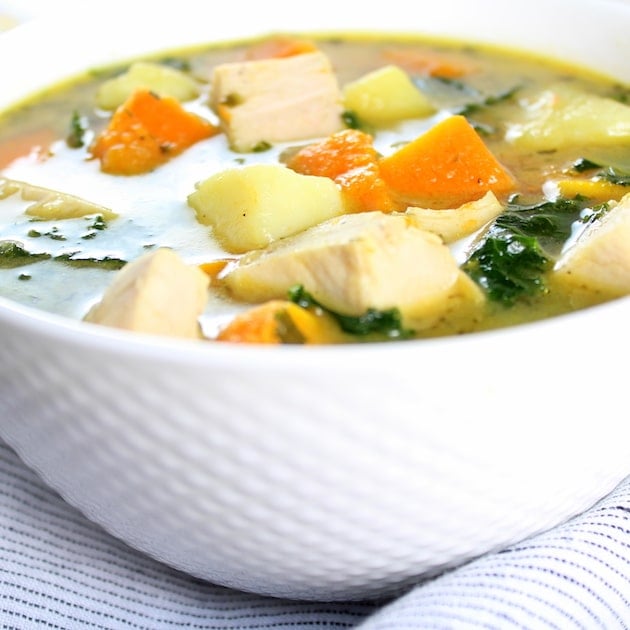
[382,47,478,79]
[90,89,219,175]
[0,127,56,169]
[379,115,516,208]
[287,129,399,212]
[243,36,319,60]
[216,300,333,344]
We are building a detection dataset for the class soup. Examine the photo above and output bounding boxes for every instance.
[0,32,628,344]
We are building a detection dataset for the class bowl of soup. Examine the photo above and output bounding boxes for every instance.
[0,0,628,602]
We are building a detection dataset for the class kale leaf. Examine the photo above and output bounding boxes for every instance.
[288,284,413,339]
[462,196,592,306]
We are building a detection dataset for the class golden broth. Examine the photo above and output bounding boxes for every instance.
[0,33,628,342]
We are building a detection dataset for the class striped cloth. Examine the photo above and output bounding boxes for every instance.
[1,440,630,629]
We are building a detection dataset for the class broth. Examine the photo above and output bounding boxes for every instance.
[0,33,628,343]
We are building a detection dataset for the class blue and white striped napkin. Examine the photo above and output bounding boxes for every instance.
[1,438,629,629]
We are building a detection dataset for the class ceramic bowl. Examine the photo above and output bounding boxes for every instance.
[0,0,628,602]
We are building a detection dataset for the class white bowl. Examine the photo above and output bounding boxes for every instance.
[0,0,629,602]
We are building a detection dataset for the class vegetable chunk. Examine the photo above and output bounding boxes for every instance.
[554,193,630,297]
[187,164,347,253]
[95,61,201,110]
[379,114,516,208]
[287,129,398,212]
[342,65,435,126]
[90,89,219,175]
[406,191,503,243]
[506,84,630,150]
[84,248,209,338]
[222,211,483,325]
[216,299,339,344]
[211,51,344,152]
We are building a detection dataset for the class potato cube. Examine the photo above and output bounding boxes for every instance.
[96,61,201,110]
[507,84,630,150]
[187,164,347,253]
[342,65,435,126]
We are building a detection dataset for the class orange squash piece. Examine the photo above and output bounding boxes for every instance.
[91,89,219,175]
[382,47,478,79]
[287,128,399,213]
[244,36,319,60]
[379,114,516,208]
[216,300,333,344]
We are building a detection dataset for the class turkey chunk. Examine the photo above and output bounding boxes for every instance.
[211,51,344,152]
[84,248,209,338]
[222,211,484,324]
[554,193,630,297]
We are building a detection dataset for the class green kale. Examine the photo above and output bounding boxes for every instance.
[462,196,592,306]
[66,110,87,149]
[596,167,630,186]
[341,110,363,130]
[463,228,550,306]
[0,241,51,268]
[570,157,630,185]
[55,253,126,270]
[288,284,413,340]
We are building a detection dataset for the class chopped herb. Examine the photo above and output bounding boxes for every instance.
[579,202,612,226]
[596,167,630,186]
[274,310,306,344]
[87,215,108,231]
[342,110,362,129]
[252,141,272,153]
[570,158,630,185]
[222,93,243,107]
[571,157,601,173]
[456,85,520,117]
[66,110,87,148]
[288,284,413,339]
[157,57,191,72]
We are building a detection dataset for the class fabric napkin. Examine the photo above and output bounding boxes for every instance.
[1,437,630,629]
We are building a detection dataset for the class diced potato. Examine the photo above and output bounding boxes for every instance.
[405,191,503,243]
[222,210,484,325]
[554,192,630,297]
[342,65,435,126]
[506,83,630,150]
[84,248,209,338]
[187,164,347,253]
[210,51,344,152]
[96,61,201,110]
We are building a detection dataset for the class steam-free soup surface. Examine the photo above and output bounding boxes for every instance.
[0,33,628,344]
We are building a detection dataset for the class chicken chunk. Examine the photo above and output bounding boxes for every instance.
[84,248,209,338]
[554,193,630,297]
[222,211,484,324]
[211,51,344,152]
